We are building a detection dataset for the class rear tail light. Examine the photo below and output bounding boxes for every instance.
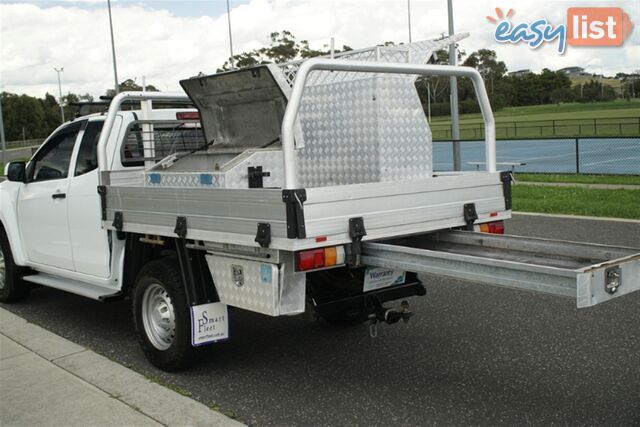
[176,111,200,120]
[476,220,505,234]
[297,246,346,271]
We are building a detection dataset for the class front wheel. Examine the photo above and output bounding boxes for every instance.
[0,227,30,303]
[132,257,196,371]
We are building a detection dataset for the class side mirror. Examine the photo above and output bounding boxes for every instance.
[6,161,26,183]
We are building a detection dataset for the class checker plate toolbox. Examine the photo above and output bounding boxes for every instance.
[98,34,640,314]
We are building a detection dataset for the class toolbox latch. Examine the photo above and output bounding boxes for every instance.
[248,166,271,189]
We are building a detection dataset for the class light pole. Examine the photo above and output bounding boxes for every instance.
[53,67,65,123]
[226,0,235,69]
[407,0,412,43]
[107,0,120,94]
[447,0,461,170]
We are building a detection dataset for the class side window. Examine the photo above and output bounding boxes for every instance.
[30,121,83,182]
[74,121,104,176]
[121,123,145,167]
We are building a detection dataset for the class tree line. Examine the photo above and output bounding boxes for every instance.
[2,31,637,141]
[1,78,158,141]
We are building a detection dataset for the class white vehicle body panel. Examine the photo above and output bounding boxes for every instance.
[18,176,73,269]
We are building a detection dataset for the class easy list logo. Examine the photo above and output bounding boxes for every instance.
[487,7,634,55]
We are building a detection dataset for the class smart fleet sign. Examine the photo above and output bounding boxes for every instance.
[487,6,634,54]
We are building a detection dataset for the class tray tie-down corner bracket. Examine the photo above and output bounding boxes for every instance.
[255,223,271,248]
[112,211,125,240]
[500,171,513,210]
[282,189,307,239]
[463,203,478,231]
[174,216,188,239]
[347,217,367,266]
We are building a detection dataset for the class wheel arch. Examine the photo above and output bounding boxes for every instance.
[0,184,28,266]
[120,234,218,305]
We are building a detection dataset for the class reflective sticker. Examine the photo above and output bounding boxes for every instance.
[148,173,161,184]
[261,264,272,283]
[200,173,213,185]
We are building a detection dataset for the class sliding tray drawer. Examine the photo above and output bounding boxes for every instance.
[361,231,640,308]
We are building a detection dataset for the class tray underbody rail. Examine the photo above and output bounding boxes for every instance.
[361,231,640,308]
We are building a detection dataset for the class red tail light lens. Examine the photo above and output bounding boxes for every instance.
[476,220,505,234]
[296,246,346,271]
[176,111,200,120]
[488,220,505,234]
[298,249,325,271]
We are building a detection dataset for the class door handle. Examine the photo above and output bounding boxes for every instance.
[51,193,66,199]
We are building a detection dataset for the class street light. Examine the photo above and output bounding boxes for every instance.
[53,67,65,123]
[447,0,461,171]
[107,0,120,94]
[226,0,235,69]
[407,0,412,43]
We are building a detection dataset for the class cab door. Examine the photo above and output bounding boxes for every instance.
[67,119,111,278]
[17,121,84,270]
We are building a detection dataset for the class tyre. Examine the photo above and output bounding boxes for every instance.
[0,227,30,303]
[132,257,196,371]
[307,267,369,327]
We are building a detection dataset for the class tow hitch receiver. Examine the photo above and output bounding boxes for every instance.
[368,300,413,338]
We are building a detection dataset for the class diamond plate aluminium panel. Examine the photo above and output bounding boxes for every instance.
[296,74,432,187]
[205,254,305,316]
[275,33,469,87]
[143,150,285,189]
[269,36,466,187]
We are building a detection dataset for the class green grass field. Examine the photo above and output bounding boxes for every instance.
[430,99,640,125]
[430,100,640,139]
[516,174,640,186]
[512,186,640,219]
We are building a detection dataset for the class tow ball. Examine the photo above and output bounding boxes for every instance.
[368,300,413,338]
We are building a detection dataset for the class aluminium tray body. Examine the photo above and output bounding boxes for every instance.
[103,172,510,251]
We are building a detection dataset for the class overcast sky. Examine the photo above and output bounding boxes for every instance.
[1,0,638,98]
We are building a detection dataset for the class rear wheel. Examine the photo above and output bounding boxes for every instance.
[132,257,196,371]
[0,227,30,303]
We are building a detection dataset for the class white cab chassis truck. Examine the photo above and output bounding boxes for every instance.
[2,37,639,371]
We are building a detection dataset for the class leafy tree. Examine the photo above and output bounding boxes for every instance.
[105,79,160,97]
[577,80,617,102]
[462,49,506,94]
[218,30,352,71]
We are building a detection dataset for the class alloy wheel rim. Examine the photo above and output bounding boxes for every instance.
[141,283,176,350]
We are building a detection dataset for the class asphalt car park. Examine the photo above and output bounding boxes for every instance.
[2,214,639,426]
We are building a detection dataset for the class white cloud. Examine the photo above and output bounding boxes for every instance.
[1,0,639,98]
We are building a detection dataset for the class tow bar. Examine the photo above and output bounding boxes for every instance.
[368,300,414,338]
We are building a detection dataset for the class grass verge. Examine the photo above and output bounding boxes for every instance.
[516,174,640,186]
[512,186,640,219]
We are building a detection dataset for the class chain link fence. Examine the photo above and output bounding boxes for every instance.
[431,116,640,141]
[434,136,640,174]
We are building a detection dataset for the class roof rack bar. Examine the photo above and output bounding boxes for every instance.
[97,91,190,185]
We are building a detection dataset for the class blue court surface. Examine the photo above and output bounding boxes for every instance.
[433,137,640,175]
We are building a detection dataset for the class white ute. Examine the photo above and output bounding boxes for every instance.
[1,36,639,371]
